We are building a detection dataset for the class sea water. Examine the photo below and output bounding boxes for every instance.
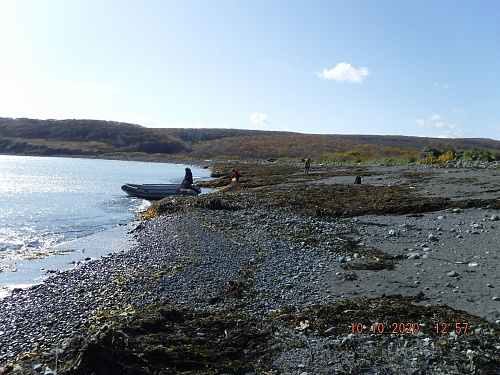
[0,155,212,297]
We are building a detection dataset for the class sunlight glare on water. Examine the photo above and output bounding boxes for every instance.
[0,155,211,259]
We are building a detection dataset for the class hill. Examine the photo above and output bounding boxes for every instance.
[1,117,500,161]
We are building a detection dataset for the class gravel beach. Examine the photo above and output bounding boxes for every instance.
[1,161,500,374]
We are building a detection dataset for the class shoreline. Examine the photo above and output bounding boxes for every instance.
[0,156,216,300]
[0,223,137,300]
[1,161,500,374]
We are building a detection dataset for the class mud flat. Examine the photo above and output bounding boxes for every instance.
[1,161,500,374]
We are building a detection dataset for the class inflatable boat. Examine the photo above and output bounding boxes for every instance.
[121,183,201,199]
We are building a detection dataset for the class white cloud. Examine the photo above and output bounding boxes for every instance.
[452,108,466,115]
[315,62,370,83]
[428,81,449,89]
[414,118,428,128]
[250,113,269,125]
[413,114,467,138]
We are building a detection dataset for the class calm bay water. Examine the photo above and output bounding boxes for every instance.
[0,155,211,295]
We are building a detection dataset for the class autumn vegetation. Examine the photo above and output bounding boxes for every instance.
[1,117,500,164]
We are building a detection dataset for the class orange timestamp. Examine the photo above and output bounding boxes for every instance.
[435,322,469,334]
[351,322,420,334]
[350,322,469,334]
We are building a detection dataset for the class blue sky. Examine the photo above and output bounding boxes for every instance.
[1,1,499,140]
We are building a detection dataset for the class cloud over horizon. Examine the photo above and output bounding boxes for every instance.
[250,113,269,125]
[315,62,370,83]
[414,114,467,138]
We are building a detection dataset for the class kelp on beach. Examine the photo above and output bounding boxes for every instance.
[49,296,500,375]
[5,161,500,375]
[145,162,500,218]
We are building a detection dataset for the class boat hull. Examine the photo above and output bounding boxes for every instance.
[121,183,201,199]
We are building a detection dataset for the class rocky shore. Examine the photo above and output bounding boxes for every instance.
[1,161,500,374]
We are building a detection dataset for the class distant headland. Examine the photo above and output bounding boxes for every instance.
[1,117,500,163]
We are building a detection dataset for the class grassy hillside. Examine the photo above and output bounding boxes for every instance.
[1,117,500,162]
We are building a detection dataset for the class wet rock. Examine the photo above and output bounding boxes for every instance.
[2,163,500,374]
[428,233,439,242]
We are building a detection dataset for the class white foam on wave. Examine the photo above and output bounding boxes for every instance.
[0,223,137,300]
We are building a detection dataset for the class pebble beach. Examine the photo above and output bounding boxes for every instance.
[1,160,500,374]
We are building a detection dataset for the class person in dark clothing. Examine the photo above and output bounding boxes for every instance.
[231,168,240,182]
[182,167,193,188]
[304,158,310,174]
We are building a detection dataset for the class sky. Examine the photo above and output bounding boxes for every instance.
[1,0,500,140]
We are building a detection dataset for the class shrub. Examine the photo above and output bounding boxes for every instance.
[438,150,455,163]
[421,155,438,165]
[478,153,494,162]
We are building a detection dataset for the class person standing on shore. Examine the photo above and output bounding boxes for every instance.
[231,168,240,182]
[304,158,310,174]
